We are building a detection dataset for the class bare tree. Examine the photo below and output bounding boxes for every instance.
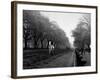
[72,14,91,50]
[23,10,71,49]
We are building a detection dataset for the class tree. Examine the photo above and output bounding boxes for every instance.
[23,20,33,49]
[72,14,91,49]
[23,10,71,49]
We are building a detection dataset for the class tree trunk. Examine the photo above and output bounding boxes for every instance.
[34,39,37,48]
[88,44,90,49]
[24,39,28,49]
[41,39,43,48]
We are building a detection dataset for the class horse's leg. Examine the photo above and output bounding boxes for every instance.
[49,48,50,55]
[51,48,53,55]
[49,49,51,55]
[52,46,54,55]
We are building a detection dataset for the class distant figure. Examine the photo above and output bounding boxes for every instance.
[75,48,82,66]
[75,48,86,66]
[80,48,85,55]
[48,41,55,55]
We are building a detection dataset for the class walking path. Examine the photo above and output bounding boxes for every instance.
[33,51,75,68]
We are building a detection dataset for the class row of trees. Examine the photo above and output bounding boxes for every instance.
[72,14,91,50]
[23,10,71,49]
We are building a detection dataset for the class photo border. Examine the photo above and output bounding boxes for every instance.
[11,1,98,79]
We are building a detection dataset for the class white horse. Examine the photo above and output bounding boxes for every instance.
[48,41,55,55]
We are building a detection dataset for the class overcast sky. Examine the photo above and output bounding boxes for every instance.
[41,11,85,47]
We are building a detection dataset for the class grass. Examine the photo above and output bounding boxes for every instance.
[23,48,70,69]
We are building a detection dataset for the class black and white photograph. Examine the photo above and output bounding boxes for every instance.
[11,1,97,78]
[23,10,91,69]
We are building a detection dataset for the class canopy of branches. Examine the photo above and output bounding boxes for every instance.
[23,10,70,49]
[72,14,91,49]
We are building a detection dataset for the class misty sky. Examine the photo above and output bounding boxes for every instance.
[41,11,84,47]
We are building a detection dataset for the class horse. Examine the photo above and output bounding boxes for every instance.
[48,41,55,55]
